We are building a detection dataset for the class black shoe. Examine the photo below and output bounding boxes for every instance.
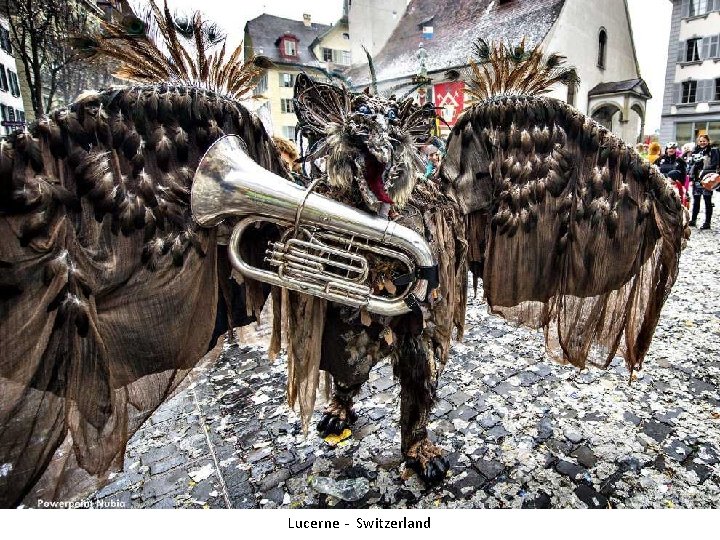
[700,223,711,230]
[689,220,697,227]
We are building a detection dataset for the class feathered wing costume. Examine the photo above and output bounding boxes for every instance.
[0,18,687,504]
[441,40,687,372]
[0,3,282,507]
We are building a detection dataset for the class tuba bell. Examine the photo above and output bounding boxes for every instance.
[191,135,438,317]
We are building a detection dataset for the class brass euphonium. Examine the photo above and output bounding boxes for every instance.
[191,135,438,316]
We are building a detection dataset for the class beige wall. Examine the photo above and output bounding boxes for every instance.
[348,0,407,63]
[313,23,352,66]
[265,68,303,139]
[544,0,640,115]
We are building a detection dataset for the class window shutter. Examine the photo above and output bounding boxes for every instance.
[674,83,682,104]
[702,37,711,59]
[682,0,690,17]
[701,79,713,102]
[678,41,686,62]
[697,79,705,102]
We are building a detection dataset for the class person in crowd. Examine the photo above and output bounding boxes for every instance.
[682,142,695,160]
[423,144,442,181]
[656,142,687,205]
[688,134,720,229]
[647,141,662,164]
[636,143,648,161]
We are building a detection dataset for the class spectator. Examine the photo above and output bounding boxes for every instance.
[423,144,441,181]
[635,143,648,161]
[681,142,695,160]
[688,134,720,229]
[647,141,662,165]
[656,142,687,206]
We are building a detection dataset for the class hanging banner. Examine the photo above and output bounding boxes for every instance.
[433,81,465,127]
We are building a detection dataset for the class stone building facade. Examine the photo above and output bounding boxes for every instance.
[659,0,720,145]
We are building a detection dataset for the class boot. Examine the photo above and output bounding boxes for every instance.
[700,193,713,230]
[689,195,701,226]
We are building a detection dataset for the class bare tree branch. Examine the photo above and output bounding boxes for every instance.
[0,0,115,117]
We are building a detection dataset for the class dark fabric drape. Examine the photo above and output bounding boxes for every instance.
[0,85,285,507]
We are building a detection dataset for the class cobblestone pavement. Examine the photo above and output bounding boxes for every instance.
[92,217,720,509]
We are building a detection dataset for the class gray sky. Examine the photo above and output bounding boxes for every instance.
[162,0,672,133]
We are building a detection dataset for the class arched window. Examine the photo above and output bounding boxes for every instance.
[598,28,607,70]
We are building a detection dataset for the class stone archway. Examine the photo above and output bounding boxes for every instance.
[590,103,623,131]
[630,103,646,144]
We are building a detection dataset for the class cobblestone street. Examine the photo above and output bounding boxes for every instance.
[92,219,720,509]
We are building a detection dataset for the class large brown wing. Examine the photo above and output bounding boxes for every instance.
[0,86,285,507]
[441,96,687,372]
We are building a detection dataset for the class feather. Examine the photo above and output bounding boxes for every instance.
[50,184,80,211]
[154,127,173,172]
[69,0,268,100]
[467,39,579,102]
[130,151,145,176]
[137,172,158,207]
[122,131,142,158]
[110,112,128,148]
[174,126,189,162]
[143,208,157,242]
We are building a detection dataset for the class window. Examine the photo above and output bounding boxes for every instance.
[709,121,720,144]
[322,49,351,65]
[9,71,19,97]
[280,72,295,87]
[8,108,15,122]
[677,121,720,144]
[684,0,720,17]
[706,34,720,59]
[686,38,701,61]
[254,73,268,95]
[284,39,297,56]
[282,125,296,140]
[0,104,7,121]
[682,80,698,103]
[598,28,607,69]
[18,110,24,122]
[342,32,350,40]
[716,78,720,101]
[0,64,6,92]
[0,27,10,54]
[686,0,709,16]
[281,98,294,114]
[675,122,693,143]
